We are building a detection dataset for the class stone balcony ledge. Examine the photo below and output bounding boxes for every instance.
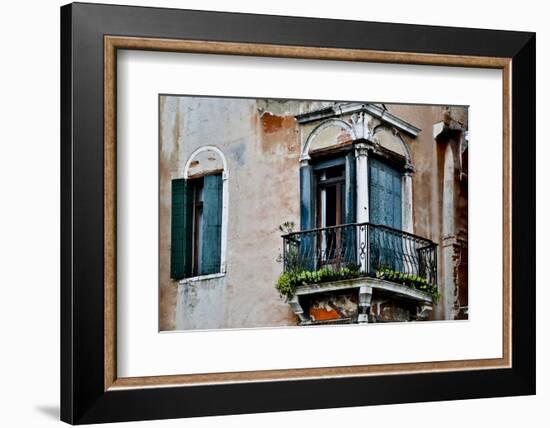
[289,276,433,325]
[294,276,433,304]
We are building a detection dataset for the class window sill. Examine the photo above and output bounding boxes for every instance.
[178,272,225,285]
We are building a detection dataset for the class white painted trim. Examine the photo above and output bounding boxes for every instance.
[182,145,229,180]
[182,145,229,275]
[220,174,229,274]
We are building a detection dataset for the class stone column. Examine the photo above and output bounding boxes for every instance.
[402,164,414,234]
[441,236,458,320]
[441,144,457,319]
[355,142,369,272]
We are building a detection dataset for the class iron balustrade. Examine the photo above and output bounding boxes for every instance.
[281,222,437,287]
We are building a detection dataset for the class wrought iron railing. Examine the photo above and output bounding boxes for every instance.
[281,222,437,287]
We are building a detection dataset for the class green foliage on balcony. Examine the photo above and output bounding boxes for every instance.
[275,264,440,303]
[375,267,440,303]
[275,264,361,299]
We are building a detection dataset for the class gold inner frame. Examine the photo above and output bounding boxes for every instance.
[104,35,512,391]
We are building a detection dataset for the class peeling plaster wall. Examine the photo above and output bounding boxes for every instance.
[159,97,468,330]
[160,96,310,330]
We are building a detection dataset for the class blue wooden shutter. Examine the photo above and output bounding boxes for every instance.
[368,158,403,272]
[344,152,357,266]
[369,158,402,229]
[170,179,193,279]
[200,174,223,275]
[299,164,315,271]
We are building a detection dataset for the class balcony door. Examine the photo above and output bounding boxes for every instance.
[299,153,356,271]
[368,157,403,273]
[317,165,345,230]
[316,165,345,266]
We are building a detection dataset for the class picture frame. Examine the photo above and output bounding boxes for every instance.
[60,2,535,424]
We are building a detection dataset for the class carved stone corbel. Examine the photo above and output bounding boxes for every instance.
[416,304,433,321]
[358,285,373,323]
[288,295,309,324]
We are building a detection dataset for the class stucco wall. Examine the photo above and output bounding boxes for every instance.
[159,97,468,330]
[160,97,320,330]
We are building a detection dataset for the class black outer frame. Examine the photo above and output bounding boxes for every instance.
[60,2,536,424]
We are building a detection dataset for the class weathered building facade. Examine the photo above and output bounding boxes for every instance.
[159,96,468,331]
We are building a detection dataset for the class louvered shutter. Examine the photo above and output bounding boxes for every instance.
[299,164,315,271]
[368,158,403,272]
[170,179,193,279]
[200,174,223,275]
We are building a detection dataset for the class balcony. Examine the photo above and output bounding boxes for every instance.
[280,222,438,324]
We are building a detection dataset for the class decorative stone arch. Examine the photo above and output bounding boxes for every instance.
[372,124,412,165]
[182,145,229,274]
[183,145,229,180]
[300,118,357,161]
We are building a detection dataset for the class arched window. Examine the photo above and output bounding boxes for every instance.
[170,146,228,280]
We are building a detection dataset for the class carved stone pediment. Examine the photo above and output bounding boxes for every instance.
[296,102,420,161]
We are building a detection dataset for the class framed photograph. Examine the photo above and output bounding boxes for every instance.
[61,2,535,424]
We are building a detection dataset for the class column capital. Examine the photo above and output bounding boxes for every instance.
[441,234,458,247]
[354,140,370,157]
[299,156,311,166]
[403,163,415,174]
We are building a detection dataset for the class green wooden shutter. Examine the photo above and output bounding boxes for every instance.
[200,174,223,275]
[299,164,315,231]
[170,179,193,279]
[299,164,315,271]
